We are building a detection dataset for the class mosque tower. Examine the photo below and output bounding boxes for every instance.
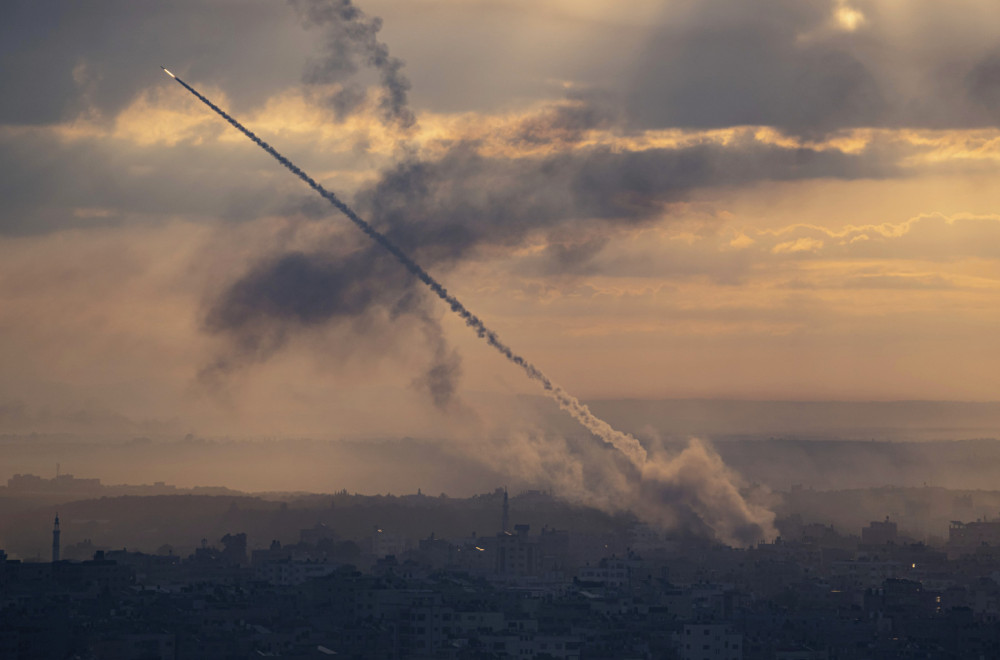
[52,514,60,563]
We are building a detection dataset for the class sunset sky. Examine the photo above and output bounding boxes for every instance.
[3,0,1000,441]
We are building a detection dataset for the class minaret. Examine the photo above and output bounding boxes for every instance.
[52,514,60,563]
[501,487,509,534]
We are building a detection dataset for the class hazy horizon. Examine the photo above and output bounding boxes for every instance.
[5,397,1000,502]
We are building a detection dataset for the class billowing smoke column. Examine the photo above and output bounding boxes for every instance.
[164,70,776,545]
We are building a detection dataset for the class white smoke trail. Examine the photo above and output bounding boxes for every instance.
[168,71,647,467]
[166,72,777,545]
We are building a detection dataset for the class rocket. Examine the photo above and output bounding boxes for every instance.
[160,66,650,470]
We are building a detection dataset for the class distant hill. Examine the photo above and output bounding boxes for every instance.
[0,488,628,560]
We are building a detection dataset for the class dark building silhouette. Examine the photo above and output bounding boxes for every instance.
[51,514,60,563]
[501,487,509,534]
[949,519,1000,552]
[9,492,1000,657]
[862,516,898,545]
[496,524,539,577]
[220,532,248,566]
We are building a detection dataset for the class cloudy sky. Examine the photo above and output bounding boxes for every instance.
[3,0,1000,441]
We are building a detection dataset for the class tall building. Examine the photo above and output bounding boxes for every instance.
[501,487,509,534]
[52,514,60,563]
[496,524,539,578]
[862,517,898,545]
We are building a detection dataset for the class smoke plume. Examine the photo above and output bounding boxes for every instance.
[204,107,880,401]
[168,73,775,545]
[290,0,414,128]
[414,318,462,409]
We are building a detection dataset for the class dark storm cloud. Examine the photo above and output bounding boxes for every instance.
[967,52,1000,118]
[624,0,1000,134]
[291,0,415,128]
[0,0,407,127]
[0,128,298,235]
[0,0,312,125]
[0,0,414,235]
[626,1,883,134]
